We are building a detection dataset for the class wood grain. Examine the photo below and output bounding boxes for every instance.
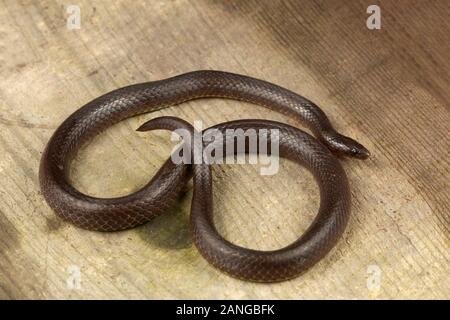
[0,0,448,299]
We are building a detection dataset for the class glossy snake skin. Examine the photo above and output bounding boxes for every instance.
[39,70,369,282]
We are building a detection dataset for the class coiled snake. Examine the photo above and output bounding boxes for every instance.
[39,70,369,282]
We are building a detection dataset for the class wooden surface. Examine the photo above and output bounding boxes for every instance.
[0,0,449,299]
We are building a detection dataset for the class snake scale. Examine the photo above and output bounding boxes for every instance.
[39,70,369,282]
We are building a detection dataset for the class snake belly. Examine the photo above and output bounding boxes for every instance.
[39,70,369,282]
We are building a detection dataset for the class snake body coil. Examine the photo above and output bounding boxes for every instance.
[39,70,369,282]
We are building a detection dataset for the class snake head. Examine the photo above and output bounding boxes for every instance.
[324,133,370,160]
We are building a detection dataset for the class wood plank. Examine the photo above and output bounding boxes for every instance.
[0,0,448,299]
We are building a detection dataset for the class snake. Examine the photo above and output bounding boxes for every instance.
[39,70,369,282]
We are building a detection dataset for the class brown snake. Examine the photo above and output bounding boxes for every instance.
[39,70,369,282]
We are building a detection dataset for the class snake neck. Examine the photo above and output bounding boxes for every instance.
[321,130,370,159]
